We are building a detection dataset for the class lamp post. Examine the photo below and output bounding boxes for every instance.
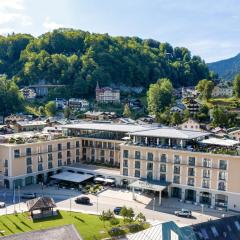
[96,194,99,215]
[18,186,21,211]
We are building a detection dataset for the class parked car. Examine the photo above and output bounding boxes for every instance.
[174,209,192,218]
[21,193,37,199]
[75,196,90,205]
[0,202,5,208]
[113,207,122,215]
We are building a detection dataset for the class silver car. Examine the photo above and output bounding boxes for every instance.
[174,209,192,218]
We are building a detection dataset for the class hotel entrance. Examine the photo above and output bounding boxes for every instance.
[200,192,212,205]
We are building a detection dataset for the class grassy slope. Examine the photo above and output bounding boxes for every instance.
[0,211,120,240]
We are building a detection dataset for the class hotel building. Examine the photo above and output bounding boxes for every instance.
[0,123,240,211]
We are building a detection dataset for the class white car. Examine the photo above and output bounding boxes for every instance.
[0,202,5,208]
[174,209,192,218]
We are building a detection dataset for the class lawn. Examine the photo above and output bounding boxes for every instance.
[206,97,240,109]
[0,211,148,240]
[0,211,119,240]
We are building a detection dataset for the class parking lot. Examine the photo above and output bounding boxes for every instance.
[0,184,237,227]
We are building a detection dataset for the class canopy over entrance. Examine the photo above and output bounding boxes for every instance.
[51,172,93,183]
[129,180,171,205]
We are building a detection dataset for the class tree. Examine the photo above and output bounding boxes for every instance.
[196,79,214,100]
[0,75,23,118]
[147,78,173,116]
[211,106,228,127]
[45,101,56,116]
[171,112,182,126]
[64,106,71,119]
[120,206,135,223]
[123,104,131,117]
[38,106,45,116]
[99,210,114,227]
[135,212,146,223]
[233,74,240,98]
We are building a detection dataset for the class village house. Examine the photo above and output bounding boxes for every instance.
[211,84,233,98]
[95,82,120,103]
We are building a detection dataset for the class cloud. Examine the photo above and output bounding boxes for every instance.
[0,28,14,35]
[0,0,32,34]
[43,17,64,31]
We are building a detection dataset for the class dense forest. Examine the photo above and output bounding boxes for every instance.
[0,28,213,98]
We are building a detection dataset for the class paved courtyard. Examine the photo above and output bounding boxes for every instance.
[0,185,237,227]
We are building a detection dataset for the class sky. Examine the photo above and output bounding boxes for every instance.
[1,0,240,62]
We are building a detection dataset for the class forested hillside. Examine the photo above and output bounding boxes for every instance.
[0,28,212,98]
[208,53,240,81]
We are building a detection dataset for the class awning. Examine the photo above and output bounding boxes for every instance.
[94,177,105,182]
[51,172,93,183]
[129,180,170,192]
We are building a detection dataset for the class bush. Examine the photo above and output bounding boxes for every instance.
[108,227,125,237]
[128,224,144,233]
[110,218,120,225]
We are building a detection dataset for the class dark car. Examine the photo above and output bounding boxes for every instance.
[75,196,90,205]
[21,193,37,199]
[113,207,122,215]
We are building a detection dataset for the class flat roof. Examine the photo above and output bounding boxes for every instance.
[129,180,170,192]
[63,123,154,133]
[16,121,47,127]
[51,172,93,183]
[200,138,239,146]
[129,127,211,140]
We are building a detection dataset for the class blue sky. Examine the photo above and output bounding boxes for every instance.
[1,0,240,62]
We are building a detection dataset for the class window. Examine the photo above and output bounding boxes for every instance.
[123,168,128,176]
[66,151,70,157]
[4,169,8,176]
[76,149,80,155]
[48,162,53,169]
[4,160,8,167]
[135,151,140,160]
[103,142,107,149]
[218,182,226,191]
[67,158,71,165]
[123,150,128,158]
[48,153,53,161]
[58,144,62,151]
[58,160,62,166]
[219,160,227,170]
[173,175,180,184]
[76,156,80,163]
[147,171,153,180]
[161,154,167,162]
[234,221,240,231]
[76,141,80,148]
[160,164,166,172]
[14,149,20,158]
[203,169,210,178]
[219,171,227,181]
[27,166,32,173]
[135,161,140,169]
[67,142,71,149]
[147,162,153,170]
[123,160,128,167]
[188,157,195,166]
[188,167,195,177]
[26,148,31,156]
[160,173,166,182]
[188,178,194,186]
[110,150,114,157]
[174,155,180,164]
[147,152,153,161]
[48,145,52,152]
[202,179,209,188]
[26,157,32,165]
[57,152,62,159]
[38,164,43,171]
[203,158,211,168]
[174,165,180,174]
[38,156,43,163]
[211,226,219,237]
[135,170,140,178]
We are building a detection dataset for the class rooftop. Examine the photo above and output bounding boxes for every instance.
[63,123,154,133]
[200,138,239,147]
[1,224,82,240]
[129,127,211,140]
[16,121,47,127]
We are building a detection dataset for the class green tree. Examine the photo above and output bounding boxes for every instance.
[123,104,131,117]
[135,212,146,223]
[0,75,23,118]
[196,79,214,100]
[171,112,182,126]
[233,74,240,98]
[64,106,71,119]
[38,106,45,116]
[45,101,56,116]
[211,106,228,127]
[120,206,135,223]
[147,78,173,116]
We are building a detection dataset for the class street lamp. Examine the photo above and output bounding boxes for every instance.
[96,193,99,214]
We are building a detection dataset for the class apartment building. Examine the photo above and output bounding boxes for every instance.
[0,133,81,189]
[95,82,120,103]
[120,127,240,211]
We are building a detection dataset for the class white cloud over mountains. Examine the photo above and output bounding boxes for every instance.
[42,17,64,31]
